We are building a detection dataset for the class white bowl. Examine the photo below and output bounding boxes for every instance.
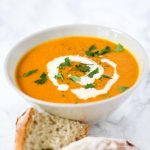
[4,25,149,123]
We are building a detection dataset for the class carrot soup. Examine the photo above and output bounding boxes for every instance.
[15,36,139,104]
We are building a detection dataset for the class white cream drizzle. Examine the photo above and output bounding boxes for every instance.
[47,55,104,90]
[47,55,119,100]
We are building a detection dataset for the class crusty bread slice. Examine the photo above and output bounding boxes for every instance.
[15,108,89,150]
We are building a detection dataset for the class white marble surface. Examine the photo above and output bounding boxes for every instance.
[0,0,150,149]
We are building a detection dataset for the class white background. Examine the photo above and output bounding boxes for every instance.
[0,0,150,149]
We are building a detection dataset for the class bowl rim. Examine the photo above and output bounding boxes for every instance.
[4,24,149,108]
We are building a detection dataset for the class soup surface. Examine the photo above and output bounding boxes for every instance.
[16,36,139,104]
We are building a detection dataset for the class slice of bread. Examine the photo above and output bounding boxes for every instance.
[15,108,89,150]
[62,137,140,150]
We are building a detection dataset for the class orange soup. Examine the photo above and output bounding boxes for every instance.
[15,36,139,104]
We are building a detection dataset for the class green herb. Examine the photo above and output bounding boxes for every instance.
[88,68,99,78]
[22,69,38,77]
[75,63,90,72]
[85,83,95,89]
[59,57,71,68]
[99,74,112,80]
[54,73,64,81]
[34,72,47,84]
[85,50,95,57]
[85,44,97,57]
[96,46,111,56]
[89,44,97,51]
[85,45,111,57]
[69,75,80,82]
[118,86,129,92]
[114,44,124,52]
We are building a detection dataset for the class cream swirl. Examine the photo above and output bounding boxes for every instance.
[47,55,119,100]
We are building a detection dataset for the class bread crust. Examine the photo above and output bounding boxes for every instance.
[15,108,35,150]
[15,107,89,150]
[77,123,89,140]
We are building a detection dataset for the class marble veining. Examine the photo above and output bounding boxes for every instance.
[0,0,150,149]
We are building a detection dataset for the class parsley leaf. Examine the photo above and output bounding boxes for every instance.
[22,69,38,77]
[86,46,111,57]
[85,83,95,89]
[114,44,124,52]
[85,44,97,56]
[85,51,95,57]
[69,75,81,82]
[89,44,97,51]
[34,72,47,84]
[59,57,71,68]
[96,46,111,56]
[118,86,129,92]
[75,63,90,72]
[88,68,99,78]
[54,73,64,81]
[99,74,112,80]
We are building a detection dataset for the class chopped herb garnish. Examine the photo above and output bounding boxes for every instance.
[85,45,111,57]
[34,72,47,84]
[96,46,111,56]
[22,69,38,77]
[69,75,80,82]
[85,83,95,89]
[85,50,95,57]
[54,73,64,81]
[88,68,99,78]
[85,44,97,57]
[114,44,124,52]
[75,63,90,72]
[118,86,129,92]
[99,74,112,80]
[89,44,97,51]
[59,57,71,68]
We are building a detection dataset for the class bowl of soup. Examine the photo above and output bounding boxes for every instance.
[5,25,149,123]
